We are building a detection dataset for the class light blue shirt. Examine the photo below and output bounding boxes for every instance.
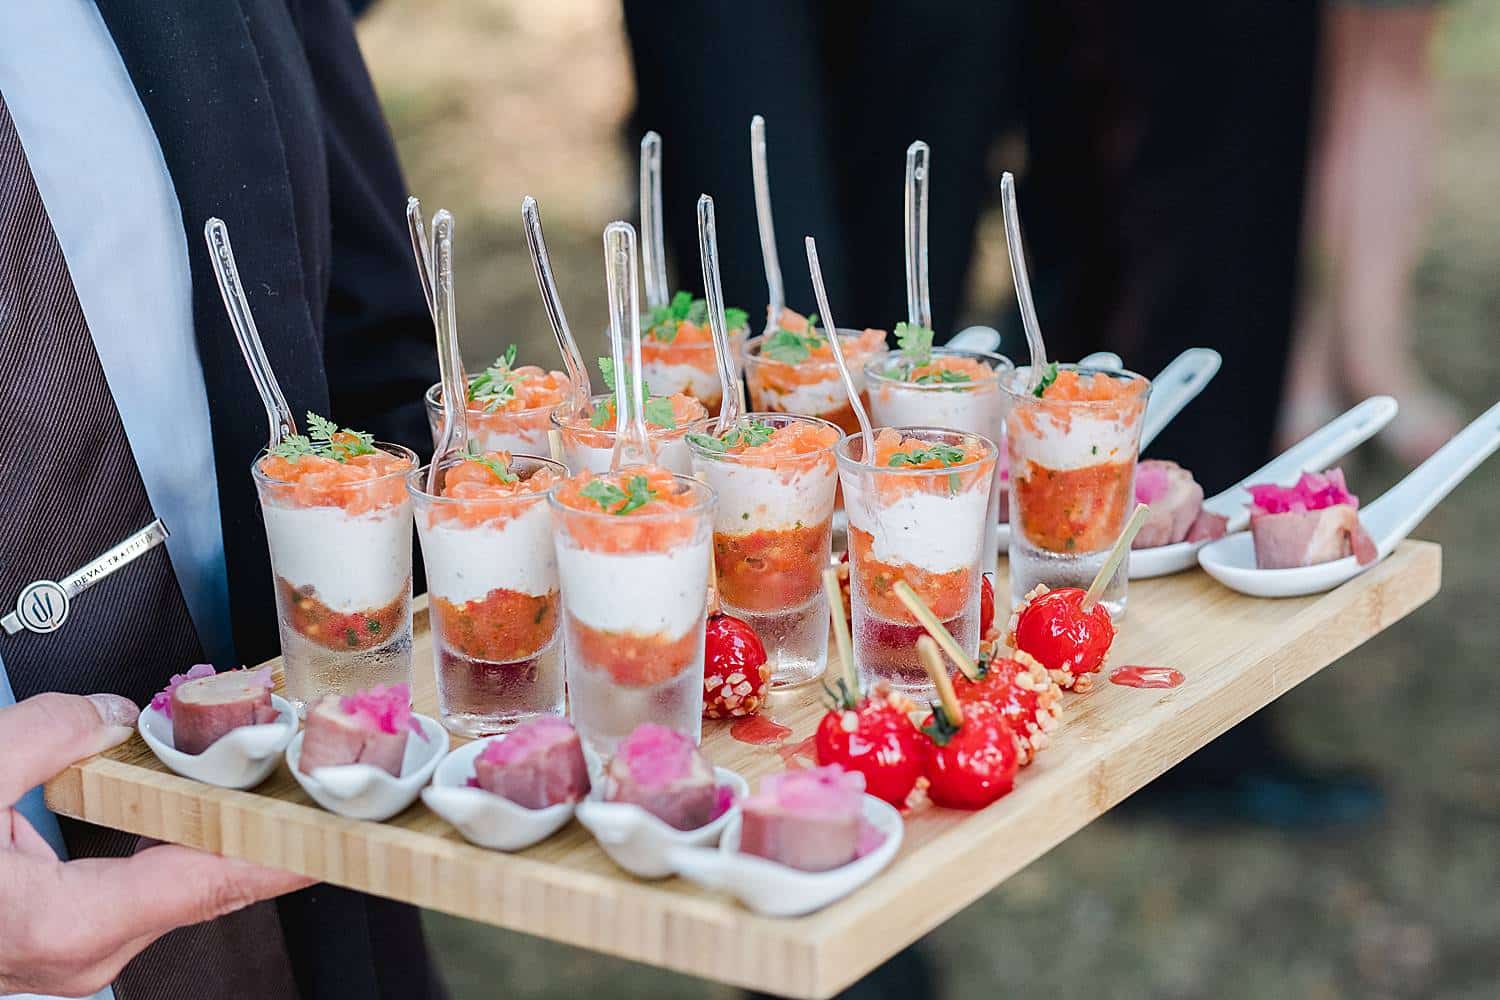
[0,4,235,976]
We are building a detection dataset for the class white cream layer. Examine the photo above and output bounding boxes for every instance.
[564,435,695,476]
[468,424,550,457]
[757,375,861,416]
[696,460,836,532]
[869,382,1005,441]
[555,539,710,637]
[1007,410,1139,472]
[417,499,557,604]
[843,485,989,574]
[641,361,725,406]
[262,502,412,611]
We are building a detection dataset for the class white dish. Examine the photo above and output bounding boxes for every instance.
[1131,396,1398,579]
[666,794,904,917]
[138,694,297,790]
[287,714,448,821]
[1198,399,1500,597]
[421,734,579,851]
[575,766,748,879]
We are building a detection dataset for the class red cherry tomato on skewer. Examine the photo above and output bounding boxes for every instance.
[954,647,1062,766]
[703,612,769,718]
[979,573,997,640]
[814,683,926,808]
[919,699,1019,810]
[1008,585,1115,692]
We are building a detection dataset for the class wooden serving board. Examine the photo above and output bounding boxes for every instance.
[46,542,1441,999]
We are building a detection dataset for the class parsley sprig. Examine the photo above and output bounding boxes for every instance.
[761,314,826,364]
[464,440,517,483]
[687,418,776,454]
[593,357,677,429]
[894,323,934,368]
[580,474,657,515]
[467,345,526,413]
[268,412,376,463]
[1033,362,1059,398]
[886,444,967,468]
[643,290,748,343]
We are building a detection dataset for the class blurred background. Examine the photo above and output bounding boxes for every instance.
[356,1,1499,996]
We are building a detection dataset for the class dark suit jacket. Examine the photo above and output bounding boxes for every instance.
[79,1,442,996]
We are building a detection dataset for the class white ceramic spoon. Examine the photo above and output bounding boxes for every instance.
[948,326,1001,353]
[286,714,448,822]
[421,736,578,851]
[666,794,904,917]
[1139,348,1222,449]
[1078,350,1123,371]
[576,767,749,879]
[1130,395,1398,578]
[138,694,297,790]
[1198,398,1500,597]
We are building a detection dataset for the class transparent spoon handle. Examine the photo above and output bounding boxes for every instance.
[698,195,741,434]
[750,115,785,329]
[639,132,669,310]
[406,196,436,324]
[522,196,591,404]
[805,236,874,458]
[428,210,467,494]
[203,217,296,447]
[605,222,653,470]
[1000,172,1049,389]
[904,140,931,330]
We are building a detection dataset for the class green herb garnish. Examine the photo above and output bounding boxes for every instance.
[592,358,676,429]
[268,412,376,463]
[894,322,934,368]
[886,444,967,469]
[642,290,750,343]
[579,474,657,515]
[466,345,527,413]
[464,439,517,483]
[914,368,974,385]
[1033,362,1059,398]
[687,418,776,454]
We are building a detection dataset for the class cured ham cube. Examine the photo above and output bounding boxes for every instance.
[603,723,716,830]
[1185,509,1229,543]
[166,668,278,755]
[473,717,589,809]
[298,684,418,777]
[1132,460,1205,548]
[1246,468,1377,569]
[740,766,868,872]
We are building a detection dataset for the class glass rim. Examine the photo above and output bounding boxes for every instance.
[404,453,569,505]
[1000,364,1152,408]
[863,347,1015,389]
[250,440,419,487]
[834,426,998,476]
[547,469,717,522]
[423,380,570,419]
[548,393,715,438]
[684,412,845,463]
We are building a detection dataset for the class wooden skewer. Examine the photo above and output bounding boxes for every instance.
[893,580,979,681]
[547,429,565,465]
[823,567,858,698]
[917,636,963,727]
[1080,502,1152,612]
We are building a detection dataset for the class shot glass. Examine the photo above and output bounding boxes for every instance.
[408,454,568,737]
[1002,365,1151,615]
[549,392,712,476]
[550,468,716,755]
[423,373,568,457]
[252,443,417,714]
[835,428,997,698]
[638,317,747,414]
[866,347,1013,570]
[742,327,888,436]
[687,414,842,687]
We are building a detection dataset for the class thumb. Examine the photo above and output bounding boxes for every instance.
[0,692,138,808]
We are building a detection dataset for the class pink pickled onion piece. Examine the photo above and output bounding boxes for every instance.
[338,683,426,739]
[1247,468,1358,515]
[150,663,216,719]
[614,723,701,786]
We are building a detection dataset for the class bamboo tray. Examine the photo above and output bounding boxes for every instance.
[46,542,1440,999]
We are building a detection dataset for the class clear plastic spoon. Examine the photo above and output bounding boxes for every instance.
[805,236,875,462]
[405,196,436,324]
[604,222,654,470]
[697,195,741,434]
[203,218,296,448]
[904,140,931,330]
[1000,172,1049,391]
[427,210,467,495]
[639,132,669,310]
[522,196,592,405]
[750,115,785,335]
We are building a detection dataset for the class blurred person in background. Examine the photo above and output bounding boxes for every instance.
[1279,0,1461,463]
[622,1,1020,336]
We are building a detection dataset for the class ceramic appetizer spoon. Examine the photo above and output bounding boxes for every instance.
[204,218,296,448]
[287,713,448,822]
[1130,395,1399,579]
[603,222,654,470]
[697,194,742,432]
[750,114,785,335]
[948,326,1002,353]
[522,196,592,405]
[1198,398,1500,597]
[1139,348,1222,449]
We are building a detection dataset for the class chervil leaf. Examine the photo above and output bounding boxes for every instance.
[762,328,822,364]
[1033,362,1059,398]
[894,323,934,368]
[723,419,775,449]
[618,474,658,514]
[598,356,616,391]
[887,444,966,469]
[589,403,612,429]
[268,434,316,460]
[723,307,748,331]
[464,440,516,483]
[468,347,526,412]
[914,368,973,385]
[580,479,627,511]
[686,432,727,453]
[581,475,658,515]
[274,412,374,463]
[643,396,677,429]
[306,412,340,443]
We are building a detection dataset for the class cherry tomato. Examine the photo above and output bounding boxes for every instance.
[979,573,997,639]
[919,699,1019,810]
[814,684,926,808]
[1009,585,1115,691]
[953,649,1061,765]
[703,613,769,718]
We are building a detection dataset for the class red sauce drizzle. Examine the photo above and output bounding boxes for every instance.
[730,715,792,745]
[775,734,818,770]
[1109,665,1185,689]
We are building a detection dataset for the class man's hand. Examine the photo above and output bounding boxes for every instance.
[0,692,312,997]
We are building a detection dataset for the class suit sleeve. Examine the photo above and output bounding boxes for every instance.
[292,0,436,456]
